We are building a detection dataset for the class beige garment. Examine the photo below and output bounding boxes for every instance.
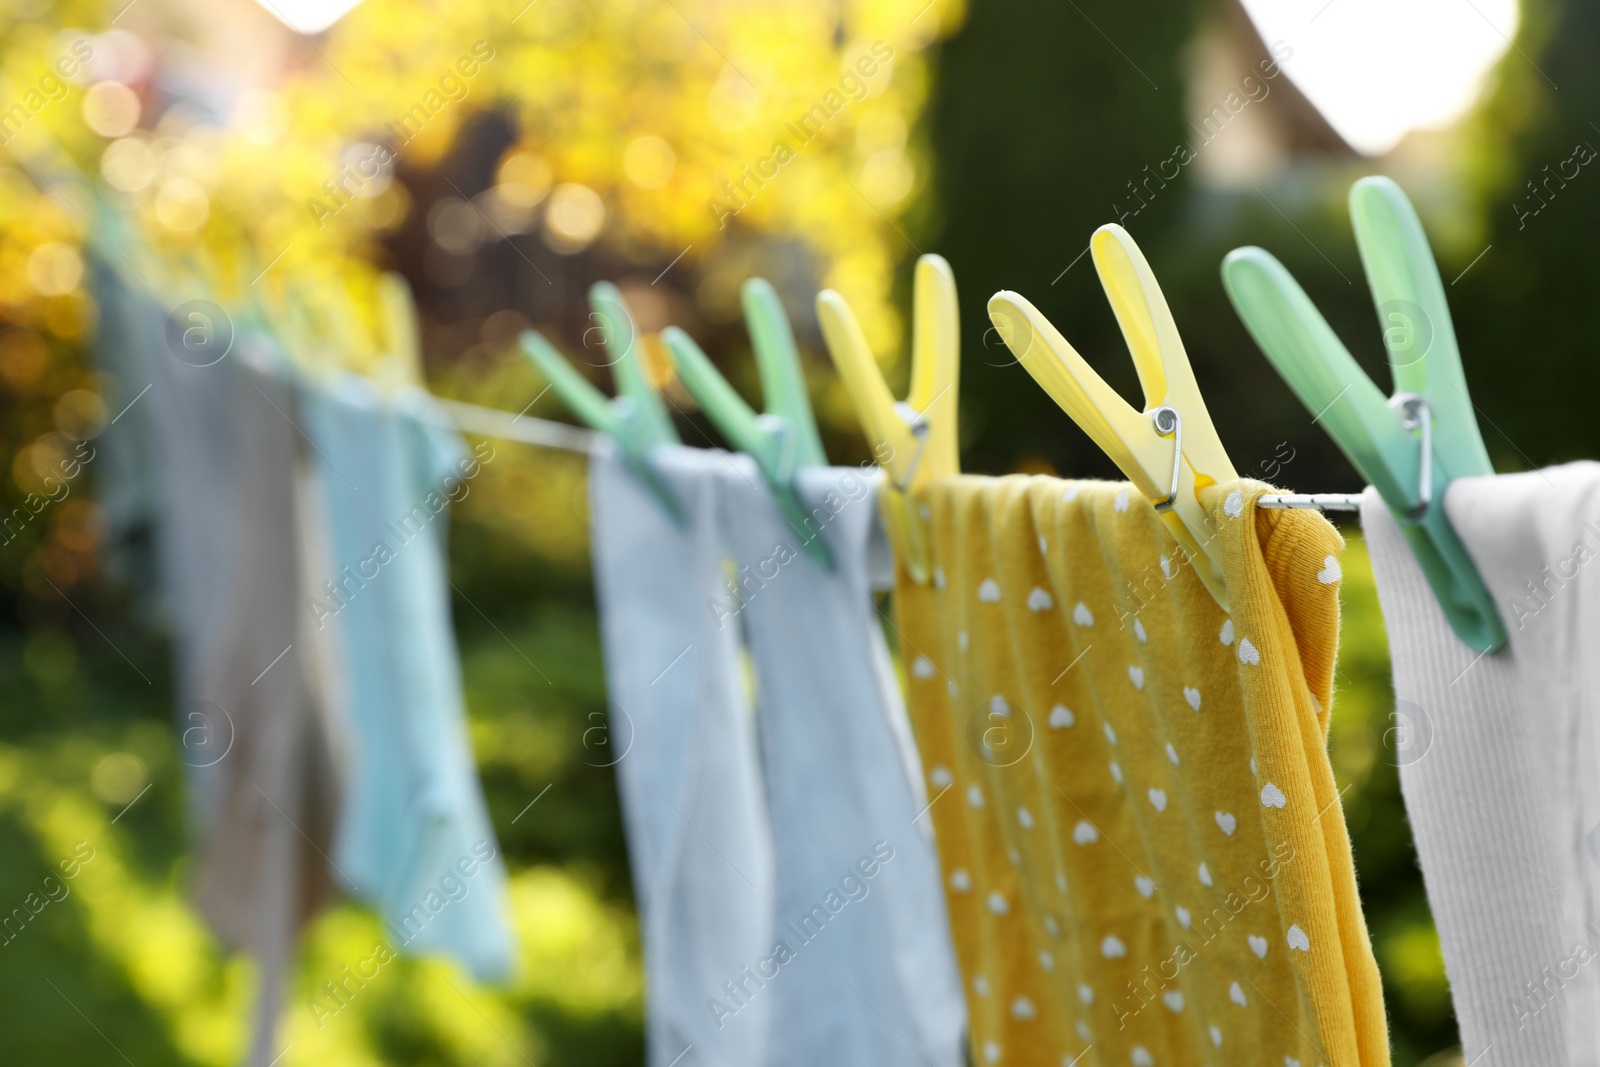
[190,347,344,1065]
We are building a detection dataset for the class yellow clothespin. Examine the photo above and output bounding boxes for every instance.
[376,271,426,390]
[816,254,960,584]
[987,224,1237,609]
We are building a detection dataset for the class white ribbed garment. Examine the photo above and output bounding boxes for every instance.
[1362,464,1600,1066]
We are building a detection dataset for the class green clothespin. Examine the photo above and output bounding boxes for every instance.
[1221,175,1506,653]
[520,282,685,523]
[660,278,833,567]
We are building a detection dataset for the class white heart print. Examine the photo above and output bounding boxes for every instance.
[1101,935,1127,958]
[1048,704,1075,728]
[978,578,1001,602]
[1175,905,1191,929]
[1249,934,1268,959]
[990,695,1011,717]
[1317,554,1341,584]
[1027,586,1054,612]
[1229,981,1247,1006]
[986,891,1008,915]
[1148,788,1168,812]
[911,656,935,679]
[1103,722,1118,745]
[1224,489,1244,517]
[1198,862,1213,887]
[1133,618,1148,642]
[1261,782,1287,808]
[1209,1025,1222,1047]
[1184,686,1202,711]
[929,765,953,788]
[1131,1048,1153,1067]
[1166,742,1180,765]
[1073,820,1099,845]
[1219,618,1235,646]
[1286,1058,1301,1067]
[1128,665,1145,689]
[1162,991,1184,1013]
[1215,811,1237,835]
[1287,923,1311,951]
[1135,876,1155,898]
[1160,555,1175,579]
[1011,996,1037,1020]
[1073,601,1094,626]
[1237,637,1261,666]
[950,868,973,892]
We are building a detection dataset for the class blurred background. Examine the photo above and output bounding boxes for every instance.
[0,0,1589,1062]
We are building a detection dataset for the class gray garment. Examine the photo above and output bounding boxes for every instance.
[1363,465,1600,1067]
[140,293,245,834]
[712,458,966,1067]
[589,444,774,1067]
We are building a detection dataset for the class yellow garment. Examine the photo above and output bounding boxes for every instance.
[897,475,1388,1067]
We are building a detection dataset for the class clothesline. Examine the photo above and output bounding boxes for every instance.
[431,397,599,454]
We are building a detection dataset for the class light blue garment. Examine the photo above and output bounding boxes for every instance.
[84,256,163,597]
[589,444,774,1067]
[712,458,967,1067]
[303,376,513,982]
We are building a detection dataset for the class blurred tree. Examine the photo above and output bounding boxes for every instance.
[1457,0,1599,468]
[913,0,1198,475]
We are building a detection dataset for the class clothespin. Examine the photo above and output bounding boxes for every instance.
[520,281,685,523]
[815,254,960,584]
[1221,175,1505,652]
[988,224,1237,610]
[661,278,833,566]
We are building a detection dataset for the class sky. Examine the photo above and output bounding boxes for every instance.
[1240,0,1521,155]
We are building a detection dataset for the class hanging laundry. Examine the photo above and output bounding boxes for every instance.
[589,443,774,1067]
[303,376,513,982]
[83,256,162,599]
[189,341,345,1066]
[130,293,262,844]
[710,456,966,1067]
[897,476,1387,1067]
[1363,467,1600,1066]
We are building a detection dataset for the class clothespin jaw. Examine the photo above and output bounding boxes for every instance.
[988,224,1236,609]
[377,272,426,390]
[742,278,828,467]
[1220,176,1505,652]
[589,281,679,448]
[519,283,685,524]
[816,254,960,584]
[659,279,833,567]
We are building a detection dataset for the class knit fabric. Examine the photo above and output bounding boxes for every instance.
[304,377,514,982]
[1363,465,1600,1066]
[711,457,967,1067]
[897,475,1389,1067]
[589,444,775,1067]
